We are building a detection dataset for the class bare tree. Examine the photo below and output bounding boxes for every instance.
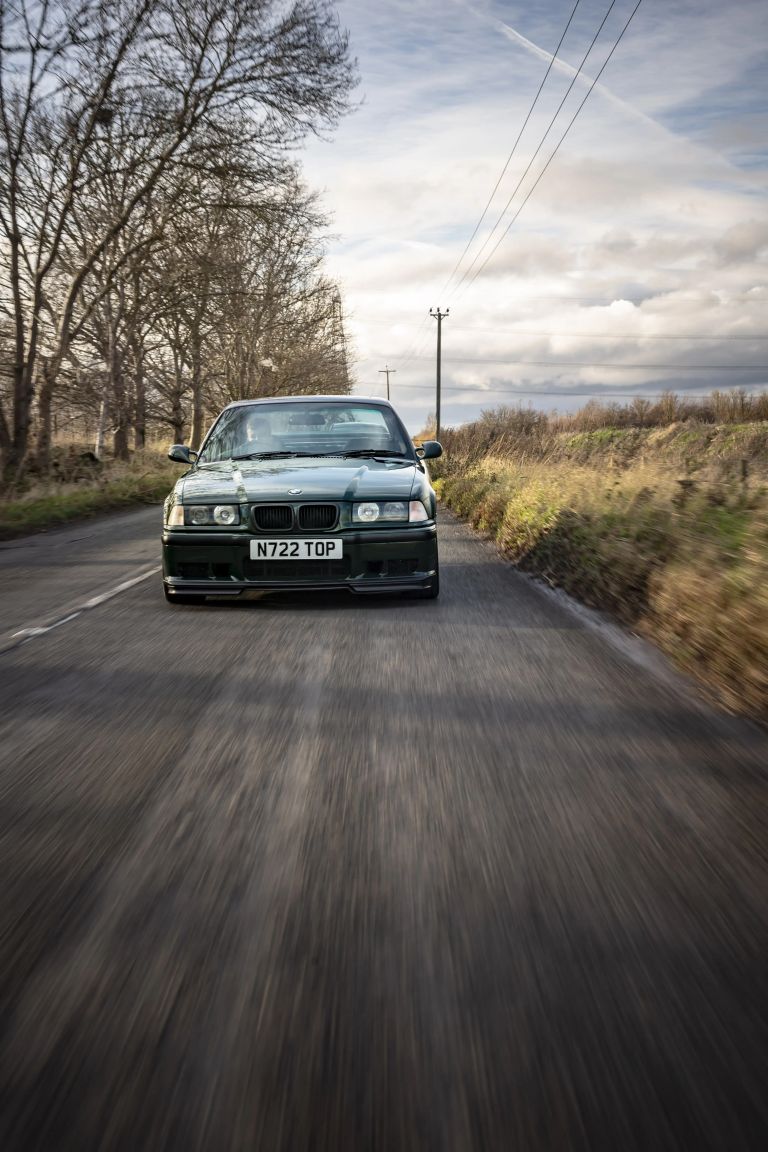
[64,156,354,452]
[203,175,353,409]
[0,0,354,482]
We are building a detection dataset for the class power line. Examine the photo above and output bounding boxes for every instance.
[373,292,766,367]
[442,0,583,295]
[389,307,434,372]
[394,10,626,371]
[446,328,768,340]
[371,327,768,341]
[366,297,768,319]
[459,0,645,296]
[393,324,432,369]
[375,355,767,369]
[389,381,768,395]
[452,0,623,296]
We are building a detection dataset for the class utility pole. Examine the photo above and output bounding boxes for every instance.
[378,364,396,400]
[429,307,449,440]
[331,292,350,392]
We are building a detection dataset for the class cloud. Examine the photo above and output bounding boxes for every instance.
[302,0,768,430]
[712,219,768,265]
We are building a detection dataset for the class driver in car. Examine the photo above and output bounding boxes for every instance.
[235,414,277,456]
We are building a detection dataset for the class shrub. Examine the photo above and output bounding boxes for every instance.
[0,453,177,538]
[438,454,767,720]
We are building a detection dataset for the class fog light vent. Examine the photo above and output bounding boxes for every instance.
[178,562,209,579]
[387,559,420,576]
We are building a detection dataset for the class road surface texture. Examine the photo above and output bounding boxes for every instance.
[0,507,766,1151]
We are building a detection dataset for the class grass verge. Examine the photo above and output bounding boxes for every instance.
[0,454,176,540]
[434,457,768,721]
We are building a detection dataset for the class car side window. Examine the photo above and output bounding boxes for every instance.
[199,410,242,462]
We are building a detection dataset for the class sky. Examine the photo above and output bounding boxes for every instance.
[301,0,768,433]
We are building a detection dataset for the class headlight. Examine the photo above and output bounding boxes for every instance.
[352,500,429,523]
[353,501,381,522]
[213,505,238,525]
[383,501,408,519]
[183,504,240,526]
[353,501,408,523]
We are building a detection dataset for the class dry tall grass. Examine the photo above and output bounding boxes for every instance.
[0,448,178,538]
[434,398,768,720]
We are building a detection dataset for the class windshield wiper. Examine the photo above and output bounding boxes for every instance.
[231,450,318,461]
[342,449,410,459]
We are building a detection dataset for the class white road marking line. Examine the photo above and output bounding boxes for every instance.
[80,567,161,609]
[13,613,82,639]
[2,565,161,653]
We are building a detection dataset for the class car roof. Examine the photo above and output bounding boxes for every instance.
[221,395,395,410]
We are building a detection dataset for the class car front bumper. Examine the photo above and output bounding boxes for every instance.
[162,524,438,596]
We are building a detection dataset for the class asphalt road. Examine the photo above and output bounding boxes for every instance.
[0,507,766,1151]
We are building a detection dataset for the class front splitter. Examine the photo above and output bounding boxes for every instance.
[163,576,435,597]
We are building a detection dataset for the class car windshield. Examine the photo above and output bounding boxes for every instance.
[199,400,413,463]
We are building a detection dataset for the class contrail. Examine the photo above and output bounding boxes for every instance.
[497,21,569,70]
[456,0,756,182]
[495,14,652,123]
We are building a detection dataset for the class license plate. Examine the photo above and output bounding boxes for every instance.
[250,538,343,560]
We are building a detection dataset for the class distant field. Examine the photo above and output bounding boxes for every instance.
[434,406,768,721]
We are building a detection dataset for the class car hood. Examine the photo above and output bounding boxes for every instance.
[177,457,420,503]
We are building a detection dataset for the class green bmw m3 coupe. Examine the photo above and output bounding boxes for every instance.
[162,396,442,603]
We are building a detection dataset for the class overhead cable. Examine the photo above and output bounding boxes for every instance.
[371,325,767,341]
[391,378,768,394]
[441,0,583,294]
[458,0,645,296]
[380,355,764,369]
[452,0,624,296]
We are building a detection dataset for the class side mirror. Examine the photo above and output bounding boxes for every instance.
[417,440,442,460]
[168,444,198,464]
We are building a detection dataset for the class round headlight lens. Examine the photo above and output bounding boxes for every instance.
[213,505,238,525]
[356,502,380,522]
[188,506,210,525]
